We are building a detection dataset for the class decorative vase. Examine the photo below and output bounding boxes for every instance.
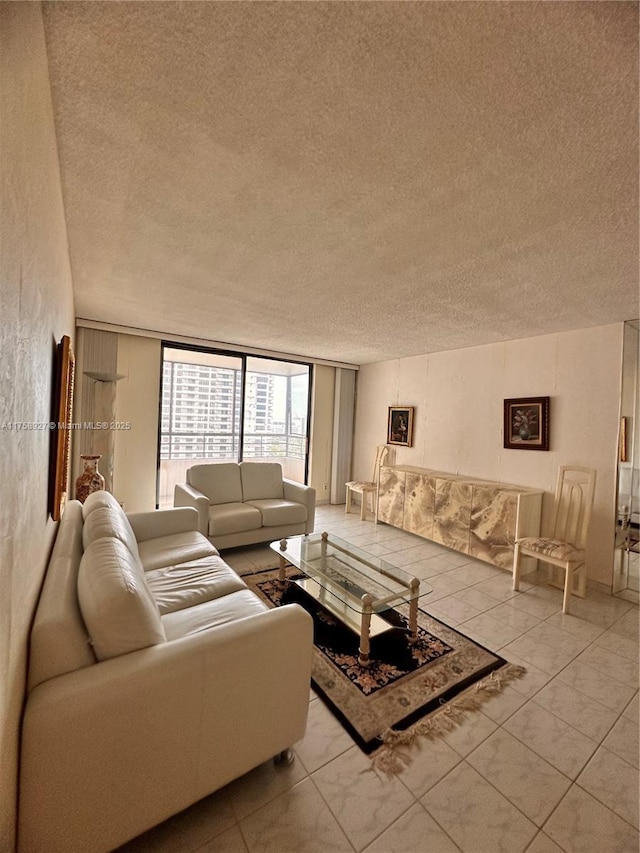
[518,425,531,440]
[75,454,106,503]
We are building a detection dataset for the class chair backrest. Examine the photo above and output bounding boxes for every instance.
[372,445,389,482]
[551,466,597,549]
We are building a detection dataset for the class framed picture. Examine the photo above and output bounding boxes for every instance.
[49,335,75,520]
[387,406,414,447]
[620,416,628,463]
[503,396,549,451]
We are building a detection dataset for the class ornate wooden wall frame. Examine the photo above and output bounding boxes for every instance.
[619,416,628,463]
[49,335,75,520]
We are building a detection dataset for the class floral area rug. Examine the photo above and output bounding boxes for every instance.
[244,567,525,774]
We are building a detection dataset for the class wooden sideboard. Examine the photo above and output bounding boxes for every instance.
[376,466,543,571]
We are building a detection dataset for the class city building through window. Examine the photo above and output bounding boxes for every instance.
[158,345,311,506]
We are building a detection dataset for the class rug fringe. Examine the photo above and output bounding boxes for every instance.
[371,663,527,776]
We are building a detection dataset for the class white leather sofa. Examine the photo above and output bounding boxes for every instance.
[19,491,313,853]
[174,461,316,550]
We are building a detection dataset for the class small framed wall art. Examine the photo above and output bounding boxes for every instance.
[387,406,414,447]
[503,396,549,451]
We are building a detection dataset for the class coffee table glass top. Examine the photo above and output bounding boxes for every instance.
[270,532,431,619]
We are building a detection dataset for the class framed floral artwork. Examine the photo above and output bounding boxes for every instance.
[503,396,549,451]
[387,406,414,447]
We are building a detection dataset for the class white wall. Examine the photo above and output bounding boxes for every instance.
[354,324,623,586]
[0,5,76,848]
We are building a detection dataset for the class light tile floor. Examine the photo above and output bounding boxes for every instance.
[119,505,639,853]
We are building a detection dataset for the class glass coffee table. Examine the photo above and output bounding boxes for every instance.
[270,532,431,667]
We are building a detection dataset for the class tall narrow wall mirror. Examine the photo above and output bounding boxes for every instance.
[613,319,639,602]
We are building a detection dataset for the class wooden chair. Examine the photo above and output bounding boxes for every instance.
[512,466,597,614]
[345,445,389,521]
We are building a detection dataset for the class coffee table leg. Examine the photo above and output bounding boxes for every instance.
[278,539,288,585]
[358,593,374,667]
[408,578,420,645]
[278,554,287,584]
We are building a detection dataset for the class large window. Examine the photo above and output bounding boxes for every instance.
[158,345,311,506]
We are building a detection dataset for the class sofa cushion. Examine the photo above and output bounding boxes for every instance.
[240,462,284,501]
[188,463,243,505]
[245,499,308,528]
[78,538,165,661]
[162,589,268,640]
[82,505,141,562]
[209,502,262,537]
[137,531,218,572]
[145,556,248,614]
[81,489,123,517]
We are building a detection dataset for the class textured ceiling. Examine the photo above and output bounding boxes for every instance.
[42,1,638,365]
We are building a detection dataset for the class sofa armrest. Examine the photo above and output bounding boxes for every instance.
[19,604,313,853]
[283,479,316,534]
[127,506,199,542]
[174,483,209,535]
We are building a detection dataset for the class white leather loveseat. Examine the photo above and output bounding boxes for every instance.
[19,491,313,853]
[174,461,316,550]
